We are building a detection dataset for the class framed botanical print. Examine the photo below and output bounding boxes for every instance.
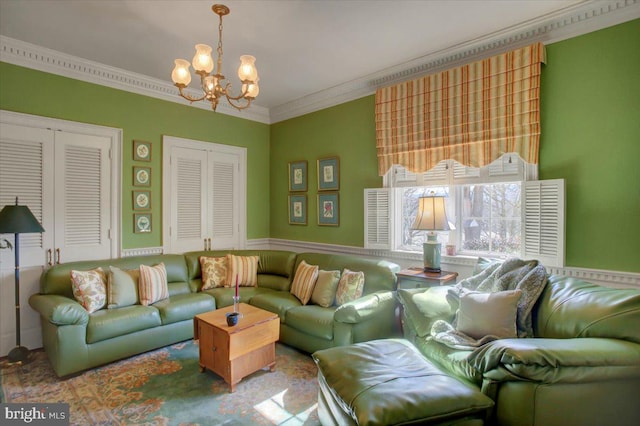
[134,213,152,233]
[288,194,307,225]
[318,192,339,226]
[288,160,308,192]
[317,157,339,191]
[132,190,151,210]
[133,140,151,162]
[133,166,151,187]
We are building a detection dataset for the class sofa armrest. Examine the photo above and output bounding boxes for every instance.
[29,294,89,326]
[469,337,640,384]
[334,291,396,324]
[398,286,456,338]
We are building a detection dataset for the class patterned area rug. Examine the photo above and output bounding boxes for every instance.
[0,341,320,425]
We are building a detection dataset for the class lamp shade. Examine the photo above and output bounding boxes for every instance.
[411,196,451,231]
[0,203,45,234]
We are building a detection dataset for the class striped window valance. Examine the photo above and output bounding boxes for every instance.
[375,43,546,176]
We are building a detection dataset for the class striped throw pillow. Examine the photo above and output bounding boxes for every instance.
[290,261,319,305]
[139,263,169,306]
[226,255,259,287]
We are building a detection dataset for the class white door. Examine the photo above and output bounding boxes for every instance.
[210,152,240,250]
[0,111,121,356]
[168,146,208,253]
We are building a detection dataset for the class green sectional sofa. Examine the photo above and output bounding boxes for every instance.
[29,250,400,376]
[394,274,640,426]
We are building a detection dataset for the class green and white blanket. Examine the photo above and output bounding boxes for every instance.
[430,258,548,350]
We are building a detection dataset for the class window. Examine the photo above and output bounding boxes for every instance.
[365,156,565,266]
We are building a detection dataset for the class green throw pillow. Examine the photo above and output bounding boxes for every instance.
[107,266,140,309]
[311,270,340,307]
[456,290,521,339]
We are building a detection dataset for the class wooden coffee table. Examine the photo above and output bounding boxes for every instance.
[193,303,279,392]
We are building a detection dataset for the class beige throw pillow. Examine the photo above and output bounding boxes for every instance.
[290,260,319,305]
[139,263,170,306]
[200,256,228,290]
[70,268,107,313]
[456,290,522,339]
[311,270,341,307]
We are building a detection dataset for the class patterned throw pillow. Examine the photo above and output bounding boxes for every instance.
[200,256,228,290]
[226,254,259,287]
[139,263,169,306]
[107,266,139,309]
[70,268,107,313]
[311,270,341,307]
[335,269,365,305]
[290,261,319,305]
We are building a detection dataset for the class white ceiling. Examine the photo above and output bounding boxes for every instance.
[0,0,636,120]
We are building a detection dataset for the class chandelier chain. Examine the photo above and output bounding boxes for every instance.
[217,13,224,76]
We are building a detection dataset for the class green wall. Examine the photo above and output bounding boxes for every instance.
[270,19,640,273]
[0,63,271,248]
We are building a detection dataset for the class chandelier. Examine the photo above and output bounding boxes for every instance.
[171,4,259,112]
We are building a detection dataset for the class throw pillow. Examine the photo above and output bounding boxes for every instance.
[311,270,341,307]
[226,254,259,287]
[290,260,319,305]
[335,269,365,305]
[200,256,228,290]
[107,266,139,309]
[70,268,107,313]
[139,263,170,306]
[456,289,522,340]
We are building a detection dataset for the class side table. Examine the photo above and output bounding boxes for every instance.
[396,268,458,289]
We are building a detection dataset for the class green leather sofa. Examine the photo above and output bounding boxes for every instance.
[29,250,400,376]
[398,275,640,426]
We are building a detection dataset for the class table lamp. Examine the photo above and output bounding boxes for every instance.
[411,193,451,273]
[0,197,45,365]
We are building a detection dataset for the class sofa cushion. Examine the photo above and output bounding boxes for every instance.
[286,305,335,340]
[87,305,161,343]
[290,260,319,305]
[71,268,107,313]
[311,270,340,308]
[200,256,228,290]
[202,286,272,309]
[457,289,521,339]
[413,337,482,385]
[335,269,364,305]
[107,266,139,309]
[153,293,215,325]
[250,292,301,322]
[139,263,170,306]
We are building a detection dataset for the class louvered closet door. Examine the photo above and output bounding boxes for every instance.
[169,146,208,253]
[53,131,112,262]
[208,152,240,249]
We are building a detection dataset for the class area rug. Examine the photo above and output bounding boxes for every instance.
[0,341,320,425]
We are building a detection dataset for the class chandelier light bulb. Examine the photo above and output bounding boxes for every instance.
[237,55,258,82]
[192,44,214,73]
[171,59,192,86]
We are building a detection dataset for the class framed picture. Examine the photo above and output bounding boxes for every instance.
[288,194,307,225]
[133,166,151,187]
[133,140,151,162]
[288,160,308,192]
[132,190,151,211]
[317,157,340,191]
[134,213,152,233]
[318,192,339,226]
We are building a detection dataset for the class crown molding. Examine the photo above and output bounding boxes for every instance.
[269,0,640,123]
[1,1,638,125]
[0,36,271,124]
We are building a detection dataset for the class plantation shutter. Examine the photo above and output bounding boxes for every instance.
[522,179,565,267]
[364,188,392,249]
[210,152,240,249]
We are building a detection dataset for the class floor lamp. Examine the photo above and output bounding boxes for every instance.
[0,197,45,365]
